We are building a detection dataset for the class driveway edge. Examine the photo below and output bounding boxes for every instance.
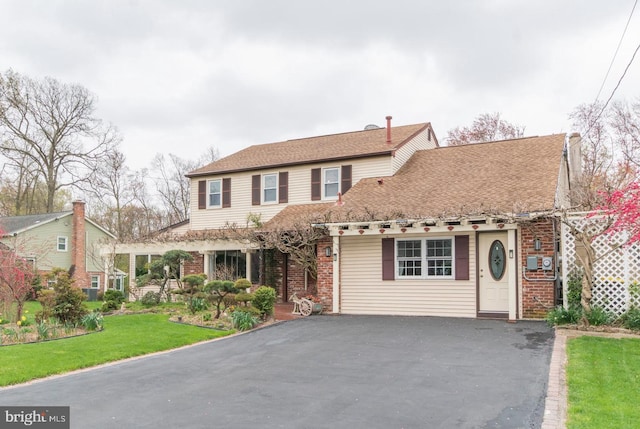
[541,329,567,429]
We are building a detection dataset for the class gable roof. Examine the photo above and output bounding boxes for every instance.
[0,211,116,238]
[187,122,433,177]
[320,134,567,222]
[0,211,71,236]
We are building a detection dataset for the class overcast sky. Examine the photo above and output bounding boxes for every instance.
[1,1,639,171]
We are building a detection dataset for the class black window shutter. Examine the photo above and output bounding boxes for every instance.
[222,178,231,208]
[198,180,206,209]
[382,237,395,280]
[252,175,261,206]
[279,172,288,203]
[311,168,321,201]
[455,235,470,280]
[341,165,352,194]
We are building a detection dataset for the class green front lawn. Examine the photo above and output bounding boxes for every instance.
[0,313,234,386]
[567,336,640,428]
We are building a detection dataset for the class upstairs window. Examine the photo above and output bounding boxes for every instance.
[323,167,340,199]
[312,166,351,201]
[57,236,68,252]
[208,179,221,208]
[263,174,277,203]
[199,179,230,209]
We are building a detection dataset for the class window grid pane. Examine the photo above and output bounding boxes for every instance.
[324,168,339,198]
[263,174,277,202]
[397,240,422,277]
[209,180,221,207]
[397,239,454,278]
[426,239,453,277]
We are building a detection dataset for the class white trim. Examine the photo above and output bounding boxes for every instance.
[508,229,517,320]
[90,275,100,289]
[262,173,278,204]
[322,167,340,200]
[332,235,340,313]
[395,237,455,279]
[207,179,222,208]
[57,236,68,252]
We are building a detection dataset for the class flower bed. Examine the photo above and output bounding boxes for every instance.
[0,322,92,346]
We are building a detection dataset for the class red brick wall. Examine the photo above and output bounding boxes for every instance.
[285,252,318,300]
[316,236,334,312]
[183,252,204,276]
[521,218,557,318]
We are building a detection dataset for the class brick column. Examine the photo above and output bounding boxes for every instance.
[521,218,557,318]
[71,200,88,288]
[316,235,334,312]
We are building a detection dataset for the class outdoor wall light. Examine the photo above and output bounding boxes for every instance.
[534,238,541,251]
[324,246,332,257]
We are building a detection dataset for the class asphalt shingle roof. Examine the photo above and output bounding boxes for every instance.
[326,134,567,221]
[268,134,567,226]
[0,211,71,236]
[187,122,431,177]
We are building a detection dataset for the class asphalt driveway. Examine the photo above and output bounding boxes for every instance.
[0,316,553,428]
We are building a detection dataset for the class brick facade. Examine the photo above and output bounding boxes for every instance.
[316,236,334,312]
[183,252,204,276]
[520,218,558,318]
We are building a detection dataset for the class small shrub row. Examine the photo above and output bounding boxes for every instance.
[547,305,640,330]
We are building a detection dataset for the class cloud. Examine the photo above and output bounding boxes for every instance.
[1,0,638,170]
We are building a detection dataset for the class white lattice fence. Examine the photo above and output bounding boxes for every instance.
[562,215,640,316]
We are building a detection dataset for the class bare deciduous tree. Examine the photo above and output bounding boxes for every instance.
[446,112,525,146]
[86,149,137,239]
[570,100,638,210]
[0,69,120,213]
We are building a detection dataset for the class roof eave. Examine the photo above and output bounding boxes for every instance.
[186,151,395,178]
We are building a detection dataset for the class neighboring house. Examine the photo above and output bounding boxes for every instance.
[113,118,581,320]
[0,201,116,298]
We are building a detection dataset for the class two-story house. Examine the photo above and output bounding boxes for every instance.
[114,118,436,297]
[114,118,580,320]
[0,201,116,298]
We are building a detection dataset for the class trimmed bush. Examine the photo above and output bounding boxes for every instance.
[235,292,254,306]
[101,300,119,312]
[141,291,161,307]
[234,278,252,291]
[104,290,125,304]
[252,286,276,318]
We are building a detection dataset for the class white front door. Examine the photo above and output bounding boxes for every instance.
[479,232,509,313]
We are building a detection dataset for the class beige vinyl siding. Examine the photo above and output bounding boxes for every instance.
[340,234,477,317]
[392,128,437,174]
[190,155,393,230]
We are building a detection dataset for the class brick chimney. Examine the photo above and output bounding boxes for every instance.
[71,200,88,288]
[386,116,392,143]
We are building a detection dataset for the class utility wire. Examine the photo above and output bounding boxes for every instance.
[585,40,640,136]
[594,0,638,102]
